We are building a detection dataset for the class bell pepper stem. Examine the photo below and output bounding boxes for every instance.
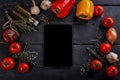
[54,8,60,14]
[80,15,87,18]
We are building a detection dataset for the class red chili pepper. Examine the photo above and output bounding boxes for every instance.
[51,0,75,18]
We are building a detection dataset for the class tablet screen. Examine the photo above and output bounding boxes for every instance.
[44,24,72,67]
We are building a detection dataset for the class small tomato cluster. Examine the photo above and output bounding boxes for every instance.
[0,41,29,73]
[90,5,119,77]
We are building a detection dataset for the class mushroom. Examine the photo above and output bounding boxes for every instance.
[40,0,52,11]
[31,0,40,15]
[106,52,119,63]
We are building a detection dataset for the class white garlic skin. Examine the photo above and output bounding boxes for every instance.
[106,52,119,63]
[40,0,52,10]
[31,6,40,15]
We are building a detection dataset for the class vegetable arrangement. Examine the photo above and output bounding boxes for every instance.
[84,4,119,78]
[0,42,38,73]
[0,0,119,77]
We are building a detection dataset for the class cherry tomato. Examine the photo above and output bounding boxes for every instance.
[106,66,119,77]
[91,59,102,71]
[1,57,15,70]
[103,16,114,28]
[9,42,22,54]
[2,28,19,43]
[94,6,104,16]
[18,62,29,73]
[100,42,112,54]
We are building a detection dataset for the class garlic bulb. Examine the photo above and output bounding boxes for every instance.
[40,0,52,10]
[106,27,118,45]
[31,0,40,15]
[106,52,119,63]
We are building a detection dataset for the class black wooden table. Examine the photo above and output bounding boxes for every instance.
[0,0,120,80]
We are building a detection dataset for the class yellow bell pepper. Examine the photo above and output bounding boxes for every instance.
[76,0,94,20]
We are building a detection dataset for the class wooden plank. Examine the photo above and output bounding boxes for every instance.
[17,6,120,44]
[0,0,120,6]
[0,6,120,44]
[93,0,120,5]
[76,0,120,5]
[0,45,118,80]
[73,6,120,44]
[12,45,94,80]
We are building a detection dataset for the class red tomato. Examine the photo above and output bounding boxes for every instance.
[94,6,104,16]
[1,57,15,70]
[91,59,102,71]
[2,28,19,43]
[18,62,29,73]
[9,42,22,54]
[100,42,112,54]
[106,66,119,77]
[103,16,114,28]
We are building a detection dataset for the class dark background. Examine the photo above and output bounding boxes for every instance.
[0,0,120,80]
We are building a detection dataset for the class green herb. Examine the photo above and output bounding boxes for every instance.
[12,51,38,65]
[12,43,38,66]
[2,11,37,33]
[86,47,104,61]
[95,43,106,59]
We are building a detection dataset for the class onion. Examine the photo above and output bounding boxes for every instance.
[106,27,118,44]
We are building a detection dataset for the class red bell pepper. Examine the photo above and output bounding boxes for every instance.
[51,0,75,18]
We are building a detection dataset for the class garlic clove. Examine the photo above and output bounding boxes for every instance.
[31,6,40,15]
[106,52,119,63]
[31,0,40,15]
[40,0,52,11]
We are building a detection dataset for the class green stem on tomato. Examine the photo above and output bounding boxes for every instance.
[54,8,60,14]
[98,8,102,12]
[95,63,99,67]
[5,61,9,67]
[107,19,111,23]
[111,70,115,73]
[22,68,27,71]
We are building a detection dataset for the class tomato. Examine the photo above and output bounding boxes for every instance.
[91,59,102,71]
[106,66,119,77]
[2,28,19,43]
[18,62,29,73]
[103,16,114,28]
[100,42,112,54]
[9,42,22,54]
[1,57,15,70]
[94,6,104,16]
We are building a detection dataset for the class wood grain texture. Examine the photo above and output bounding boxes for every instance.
[18,6,120,44]
[0,0,120,80]
[0,0,120,6]
[0,45,120,80]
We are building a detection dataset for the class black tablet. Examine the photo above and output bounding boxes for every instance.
[44,24,72,67]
